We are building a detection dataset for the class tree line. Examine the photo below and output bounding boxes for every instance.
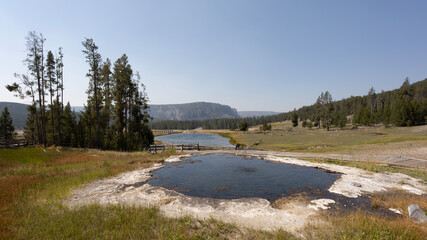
[296,78,427,128]
[151,78,427,130]
[6,31,154,150]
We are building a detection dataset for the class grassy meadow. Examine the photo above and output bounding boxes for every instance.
[0,143,426,239]
[226,122,427,157]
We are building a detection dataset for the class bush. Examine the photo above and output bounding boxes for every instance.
[239,121,248,131]
[302,120,307,127]
[291,112,298,127]
[260,122,272,131]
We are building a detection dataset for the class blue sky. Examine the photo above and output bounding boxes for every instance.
[1,0,427,112]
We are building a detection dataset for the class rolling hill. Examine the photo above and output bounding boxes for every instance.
[0,102,29,130]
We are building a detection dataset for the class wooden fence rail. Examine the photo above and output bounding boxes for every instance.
[149,143,236,153]
[0,139,34,149]
[149,144,201,153]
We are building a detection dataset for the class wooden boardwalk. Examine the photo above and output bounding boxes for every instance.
[149,143,234,153]
[153,130,178,134]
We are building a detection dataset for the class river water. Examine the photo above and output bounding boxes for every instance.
[155,133,233,148]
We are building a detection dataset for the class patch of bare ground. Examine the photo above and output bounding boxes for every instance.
[338,140,427,161]
[412,125,427,133]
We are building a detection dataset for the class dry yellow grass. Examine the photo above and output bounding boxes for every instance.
[370,190,427,216]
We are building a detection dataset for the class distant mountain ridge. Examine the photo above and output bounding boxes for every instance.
[149,102,240,121]
[1,101,278,128]
[0,102,28,130]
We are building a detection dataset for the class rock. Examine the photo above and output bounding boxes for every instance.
[388,208,402,215]
[408,204,427,223]
[194,221,202,229]
[308,199,335,211]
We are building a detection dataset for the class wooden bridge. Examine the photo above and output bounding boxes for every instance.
[153,130,179,134]
[149,143,235,153]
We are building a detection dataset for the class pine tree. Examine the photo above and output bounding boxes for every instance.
[367,87,376,115]
[291,112,298,127]
[61,103,77,147]
[23,104,37,142]
[55,47,64,145]
[261,122,272,131]
[0,107,16,144]
[383,105,391,127]
[46,50,56,144]
[239,121,248,131]
[6,32,49,146]
[317,91,334,130]
[25,31,47,146]
[82,38,102,149]
[6,73,41,144]
[113,54,133,150]
[100,58,113,148]
[337,111,347,129]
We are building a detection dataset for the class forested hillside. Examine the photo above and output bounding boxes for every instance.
[238,111,280,118]
[151,78,427,130]
[149,102,240,121]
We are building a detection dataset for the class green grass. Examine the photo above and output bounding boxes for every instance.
[217,132,241,146]
[0,147,54,166]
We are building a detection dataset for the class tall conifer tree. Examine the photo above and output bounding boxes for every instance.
[0,107,16,144]
[82,38,102,149]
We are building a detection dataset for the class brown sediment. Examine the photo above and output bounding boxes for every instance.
[214,185,231,191]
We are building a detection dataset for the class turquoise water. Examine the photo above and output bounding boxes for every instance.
[155,133,233,147]
[149,153,340,200]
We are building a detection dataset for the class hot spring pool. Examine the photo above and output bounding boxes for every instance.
[148,153,341,201]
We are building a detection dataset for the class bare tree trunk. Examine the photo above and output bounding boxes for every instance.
[50,81,55,145]
[32,93,41,145]
[40,39,47,147]
[36,67,45,146]
[94,72,101,149]
[56,82,61,146]
[59,64,63,145]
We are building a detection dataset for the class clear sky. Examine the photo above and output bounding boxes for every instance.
[1,0,427,112]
